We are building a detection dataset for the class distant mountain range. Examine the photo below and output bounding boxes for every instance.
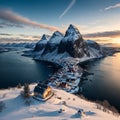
[0,24,116,60]
[0,42,36,49]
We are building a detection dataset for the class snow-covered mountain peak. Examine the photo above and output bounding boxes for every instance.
[34,24,104,58]
[49,31,63,44]
[40,34,49,41]
[34,34,50,51]
[65,24,81,38]
[37,34,50,45]
[51,31,63,39]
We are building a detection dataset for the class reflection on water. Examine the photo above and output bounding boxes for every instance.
[81,53,120,112]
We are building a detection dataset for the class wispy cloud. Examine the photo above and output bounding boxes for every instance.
[0,33,40,43]
[0,9,58,31]
[0,21,23,28]
[105,3,120,10]
[0,33,13,36]
[83,30,120,38]
[59,0,76,19]
[0,37,38,43]
[0,32,40,39]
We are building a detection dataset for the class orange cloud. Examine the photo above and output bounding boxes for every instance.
[83,30,120,38]
[0,9,58,31]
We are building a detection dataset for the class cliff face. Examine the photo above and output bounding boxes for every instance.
[33,24,103,59]
[42,31,63,55]
[34,34,50,51]
[58,24,90,57]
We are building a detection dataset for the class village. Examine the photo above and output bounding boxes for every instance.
[32,57,88,102]
[48,62,83,93]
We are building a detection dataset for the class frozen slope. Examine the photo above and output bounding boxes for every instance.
[34,34,50,51]
[0,84,119,120]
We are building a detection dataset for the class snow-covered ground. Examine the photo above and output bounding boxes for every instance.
[0,84,119,120]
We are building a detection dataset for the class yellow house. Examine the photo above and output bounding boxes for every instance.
[34,83,52,99]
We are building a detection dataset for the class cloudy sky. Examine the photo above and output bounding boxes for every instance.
[0,0,120,44]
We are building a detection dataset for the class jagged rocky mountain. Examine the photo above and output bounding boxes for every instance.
[58,24,90,57]
[42,31,63,54]
[33,24,104,60]
[34,34,50,51]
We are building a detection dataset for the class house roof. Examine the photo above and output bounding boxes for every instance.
[34,83,51,95]
[34,86,45,95]
[37,83,48,89]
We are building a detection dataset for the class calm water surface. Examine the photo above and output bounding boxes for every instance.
[0,49,120,111]
[0,49,55,89]
[81,53,120,112]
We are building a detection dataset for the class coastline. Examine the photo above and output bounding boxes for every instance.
[0,48,120,114]
[32,54,104,94]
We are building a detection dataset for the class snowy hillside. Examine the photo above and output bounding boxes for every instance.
[0,84,119,120]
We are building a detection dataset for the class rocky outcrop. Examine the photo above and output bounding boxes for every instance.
[85,40,105,56]
[58,24,90,57]
[33,24,103,59]
[85,40,101,50]
[34,34,50,51]
[42,31,63,55]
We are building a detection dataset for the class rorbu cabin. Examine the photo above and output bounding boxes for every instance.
[34,83,52,99]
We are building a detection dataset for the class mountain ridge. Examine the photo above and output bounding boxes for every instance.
[33,24,104,60]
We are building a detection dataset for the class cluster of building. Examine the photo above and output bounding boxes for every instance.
[33,58,83,101]
[48,61,83,94]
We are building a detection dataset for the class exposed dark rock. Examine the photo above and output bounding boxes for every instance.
[42,31,63,55]
[85,40,101,50]
[33,24,105,58]
[85,40,103,55]
[34,34,50,51]
[58,24,90,57]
